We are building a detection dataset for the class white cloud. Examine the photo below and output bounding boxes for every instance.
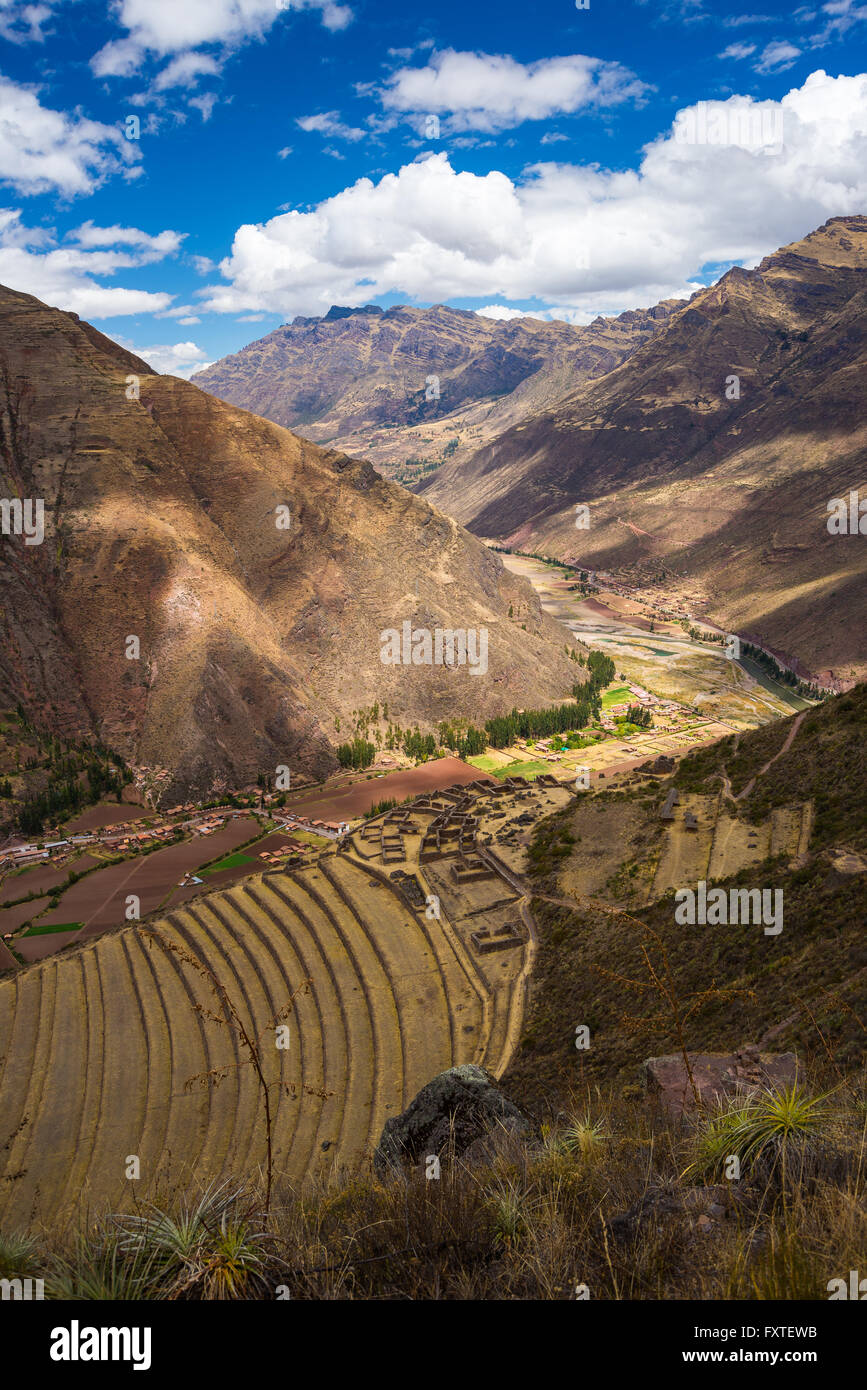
[68,222,185,262]
[475,305,529,320]
[809,0,867,44]
[91,0,352,79]
[755,40,802,72]
[177,315,200,324]
[0,210,177,317]
[0,75,141,197]
[156,302,202,318]
[115,335,212,377]
[188,92,218,121]
[379,49,650,134]
[719,42,757,59]
[198,71,867,321]
[153,52,222,91]
[296,110,366,141]
[0,0,55,44]
[722,13,775,25]
[320,2,351,30]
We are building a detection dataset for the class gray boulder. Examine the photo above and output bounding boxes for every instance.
[374,1064,529,1176]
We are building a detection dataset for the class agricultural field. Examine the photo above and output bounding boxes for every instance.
[0,817,273,959]
[0,847,523,1229]
[502,556,821,727]
[600,684,634,708]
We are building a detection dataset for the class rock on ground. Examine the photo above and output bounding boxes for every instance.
[642,1046,800,1117]
[374,1064,529,1175]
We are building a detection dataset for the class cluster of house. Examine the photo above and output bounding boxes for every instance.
[0,830,104,869]
[257,841,310,865]
[275,812,348,841]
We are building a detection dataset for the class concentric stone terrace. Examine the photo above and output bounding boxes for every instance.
[0,854,523,1229]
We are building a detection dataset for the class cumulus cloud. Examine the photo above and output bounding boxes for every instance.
[196,71,867,321]
[0,209,178,317]
[0,75,141,197]
[475,305,529,321]
[91,0,352,81]
[153,52,222,91]
[115,336,212,377]
[68,222,186,262]
[378,49,650,134]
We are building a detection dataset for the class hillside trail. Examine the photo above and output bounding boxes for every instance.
[718,710,806,803]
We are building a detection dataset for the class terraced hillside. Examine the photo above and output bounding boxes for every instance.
[0,852,521,1229]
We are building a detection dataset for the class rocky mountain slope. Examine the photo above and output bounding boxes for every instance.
[192,301,676,485]
[0,285,582,802]
[418,217,867,687]
[508,681,867,1113]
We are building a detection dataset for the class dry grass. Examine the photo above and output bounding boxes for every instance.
[4,1073,864,1300]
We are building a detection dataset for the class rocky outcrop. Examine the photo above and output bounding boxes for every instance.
[374,1064,529,1175]
[642,1046,800,1117]
[822,849,867,891]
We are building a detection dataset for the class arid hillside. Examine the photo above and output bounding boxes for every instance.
[192,300,676,485]
[0,285,581,802]
[419,217,867,687]
[508,682,867,1114]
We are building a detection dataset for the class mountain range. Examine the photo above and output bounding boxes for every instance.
[196,217,867,688]
[192,300,677,487]
[418,218,867,687]
[0,285,581,802]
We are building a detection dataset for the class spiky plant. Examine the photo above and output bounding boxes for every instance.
[560,1114,608,1160]
[0,1230,40,1278]
[48,1231,164,1301]
[112,1180,273,1299]
[486,1180,531,1248]
[190,1212,270,1300]
[685,1085,831,1184]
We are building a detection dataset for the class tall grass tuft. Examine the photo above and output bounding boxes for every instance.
[685,1084,831,1185]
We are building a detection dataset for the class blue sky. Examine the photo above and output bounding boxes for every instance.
[1,0,866,374]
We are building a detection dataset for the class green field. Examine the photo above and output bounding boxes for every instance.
[467,754,509,772]
[202,852,256,875]
[22,921,83,936]
[600,684,633,708]
[490,760,552,781]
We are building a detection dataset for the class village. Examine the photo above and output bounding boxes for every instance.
[0,675,729,894]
